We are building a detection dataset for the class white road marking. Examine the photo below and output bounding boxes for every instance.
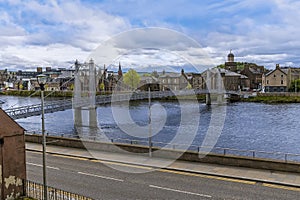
[27,162,60,170]
[77,172,124,182]
[149,185,212,198]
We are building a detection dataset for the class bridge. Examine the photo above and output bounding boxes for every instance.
[4,90,239,120]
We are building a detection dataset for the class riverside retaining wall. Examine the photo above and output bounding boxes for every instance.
[25,134,300,173]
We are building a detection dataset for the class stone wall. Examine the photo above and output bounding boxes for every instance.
[25,134,300,173]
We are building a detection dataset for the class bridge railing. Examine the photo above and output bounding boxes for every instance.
[5,89,239,119]
[5,99,73,119]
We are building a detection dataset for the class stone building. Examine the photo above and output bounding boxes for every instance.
[240,63,266,90]
[262,64,288,92]
[225,50,238,72]
[98,63,124,92]
[201,68,249,91]
[138,76,160,91]
[158,69,189,91]
[182,72,202,90]
[0,109,26,199]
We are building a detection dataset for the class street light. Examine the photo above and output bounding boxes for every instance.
[37,74,47,200]
[146,78,152,157]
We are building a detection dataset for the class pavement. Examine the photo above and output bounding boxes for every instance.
[26,142,300,188]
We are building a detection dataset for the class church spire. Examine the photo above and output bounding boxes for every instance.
[118,62,123,78]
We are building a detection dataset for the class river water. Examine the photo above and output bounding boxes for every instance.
[1,95,300,158]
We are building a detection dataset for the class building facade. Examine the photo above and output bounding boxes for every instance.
[262,64,288,92]
[158,69,188,91]
[240,63,266,90]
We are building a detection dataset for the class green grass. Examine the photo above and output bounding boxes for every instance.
[0,90,73,97]
[241,95,300,103]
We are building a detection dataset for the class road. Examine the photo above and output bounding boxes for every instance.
[26,151,300,200]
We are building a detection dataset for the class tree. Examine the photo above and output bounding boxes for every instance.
[123,69,140,90]
[186,83,192,89]
[99,83,105,91]
[289,79,300,92]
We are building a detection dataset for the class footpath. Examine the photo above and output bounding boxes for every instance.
[26,142,300,188]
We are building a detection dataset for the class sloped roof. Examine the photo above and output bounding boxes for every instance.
[159,72,182,78]
[249,67,262,75]
[0,109,24,136]
[218,68,243,77]
[265,68,287,77]
[140,76,158,82]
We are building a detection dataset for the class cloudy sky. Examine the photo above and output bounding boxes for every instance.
[1,0,300,72]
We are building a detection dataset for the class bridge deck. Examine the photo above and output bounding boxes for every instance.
[4,90,239,119]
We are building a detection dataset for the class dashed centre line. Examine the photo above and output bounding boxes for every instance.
[27,162,60,170]
[149,184,212,198]
[158,169,256,185]
[78,171,124,182]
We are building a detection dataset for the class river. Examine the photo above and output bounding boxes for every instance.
[1,95,300,158]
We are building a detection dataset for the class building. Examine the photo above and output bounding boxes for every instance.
[188,73,203,90]
[282,67,300,89]
[240,63,266,90]
[158,69,189,91]
[262,64,288,92]
[0,109,26,199]
[138,76,160,91]
[201,68,249,91]
[225,50,238,72]
[98,63,124,92]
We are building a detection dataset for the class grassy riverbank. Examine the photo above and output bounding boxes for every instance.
[0,90,73,97]
[241,95,300,103]
[2,90,300,103]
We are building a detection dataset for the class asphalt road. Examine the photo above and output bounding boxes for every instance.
[26,151,300,200]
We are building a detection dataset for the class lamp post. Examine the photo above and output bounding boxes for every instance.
[146,78,152,157]
[37,74,47,200]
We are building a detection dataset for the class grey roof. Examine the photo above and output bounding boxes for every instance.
[249,68,262,75]
[140,76,158,82]
[218,68,242,77]
[265,68,287,76]
[159,72,182,78]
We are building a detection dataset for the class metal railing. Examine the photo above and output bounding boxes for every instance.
[107,138,300,163]
[25,180,94,200]
[27,131,300,163]
[5,89,239,119]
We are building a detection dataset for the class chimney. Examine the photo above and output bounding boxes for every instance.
[276,64,280,69]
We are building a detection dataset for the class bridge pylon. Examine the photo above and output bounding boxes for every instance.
[205,68,226,105]
[73,59,98,136]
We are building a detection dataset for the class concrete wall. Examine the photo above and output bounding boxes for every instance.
[25,134,300,173]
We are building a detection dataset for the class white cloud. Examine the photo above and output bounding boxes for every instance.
[1,0,300,71]
[0,0,131,70]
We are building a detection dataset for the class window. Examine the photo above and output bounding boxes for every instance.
[281,80,284,85]
[274,74,276,77]
[174,79,176,83]
[281,74,284,78]
[266,80,269,85]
